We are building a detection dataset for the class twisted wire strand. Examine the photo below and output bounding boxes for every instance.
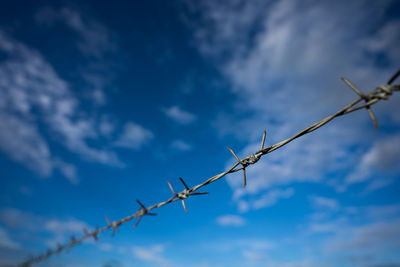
[19,71,400,266]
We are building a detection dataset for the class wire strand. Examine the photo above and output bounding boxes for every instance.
[19,71,400,267]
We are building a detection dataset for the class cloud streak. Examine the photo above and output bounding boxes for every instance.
[163,105,197,125]
[132,244,170,265]
[114,122,154,150]
[0,31,124,182]
[216,214,246,226]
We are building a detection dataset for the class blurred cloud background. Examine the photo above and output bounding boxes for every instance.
[0,0,399,266]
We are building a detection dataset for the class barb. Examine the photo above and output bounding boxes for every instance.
[19,71,400,267]
[167,178,208,212]
[134,199,157,228]
[342,77,379,129]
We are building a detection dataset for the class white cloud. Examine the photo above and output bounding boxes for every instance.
[0,31,125,182]
[0,208,91,249]
[205,237,275,264]
[237,200,250,213]
[132,244,170,265]
[171,140,192,151]
[310,196,339,211]
[366,204,400,221]
[35,7,116,58]
[252,188,294,210]
[98,243,113,252]
[35,6,119,112]
[54,159,79,184]
[114,122,154,150]
[162,106,197,124]
[216,214,246,226]
[299,203,400,265]
[44,219,88,233]
[0,112,53,177]
[327,219,400,255]
[0,227,20,249]
[346,134,400,187]
[99,116,115,136]
[308,222,342,234]
[44,219,90,247]
[0,208,41,231]
[242,249,266,261]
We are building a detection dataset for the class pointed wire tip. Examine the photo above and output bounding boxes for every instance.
[181,200,188,213]
[261,130,267,150]
[228,147,247,188]
[366,107,379,129]
[179,177,189,189]
[343,77,380,129]
[227,147,240,162]
[136,199,146,209]
[133,217,142,229]
[388,69,400,85]
[342,77,364,97]
[167,181,175,194]
[242,170,247,188]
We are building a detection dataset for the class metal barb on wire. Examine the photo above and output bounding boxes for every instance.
[105,216,119,236]
[92,226,99,242]
[227,147,247,188]
[342,77,379,129]
[260,130,266,151]
[134,199,157,228]
[227,130,265,188]
[18,71,400,267]
[167,178,208,212]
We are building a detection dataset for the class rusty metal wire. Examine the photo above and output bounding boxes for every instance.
[19,71,400,266]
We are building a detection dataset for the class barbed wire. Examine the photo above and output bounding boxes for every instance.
[19,71,400,266]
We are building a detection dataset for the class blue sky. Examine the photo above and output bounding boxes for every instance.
[0,0,400,266]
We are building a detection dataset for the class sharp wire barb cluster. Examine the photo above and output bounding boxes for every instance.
[19,71,400,267]
[134,199,157,228]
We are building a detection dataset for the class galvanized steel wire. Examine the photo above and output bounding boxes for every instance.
[19,71,400,266]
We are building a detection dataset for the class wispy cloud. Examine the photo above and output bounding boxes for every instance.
[301,203,400,265]
[114,122,154,150]
[132,244,170,265]
[310,196,339,211]
[203,237,275,263]
[346,133,400,192]
[216,214,246,226]
[326,219,400,261]
[44,219,90,247]
[170,139,193,151]
[0,227,20,249]
[0,208,90,250]
[35,6,119,111]
[35,7,116,58]
[0,30,143,182]
[162,106,197,125]
[0,31,87,181]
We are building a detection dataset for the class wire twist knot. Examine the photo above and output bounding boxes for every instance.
[167,177,208,212]
[227,130,267,188]
[242,153,261,165]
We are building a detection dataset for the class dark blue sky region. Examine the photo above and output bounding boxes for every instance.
[0,1,400,266]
